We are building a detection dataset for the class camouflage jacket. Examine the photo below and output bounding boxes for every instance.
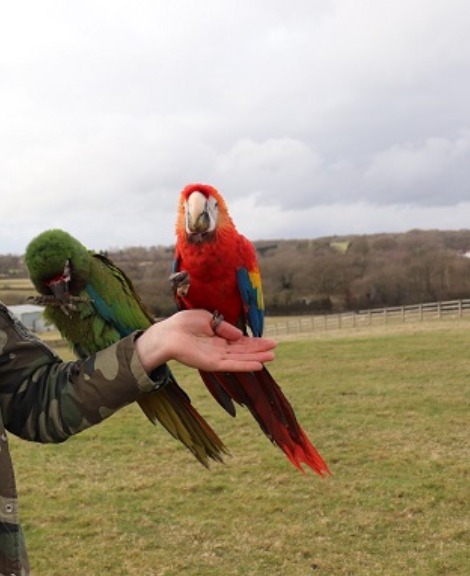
[0,303,161,576]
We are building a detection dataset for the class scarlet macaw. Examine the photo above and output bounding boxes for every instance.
[171,183,330,475]
[25,228,228,467]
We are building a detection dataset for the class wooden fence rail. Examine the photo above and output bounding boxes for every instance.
[263,299,470,337]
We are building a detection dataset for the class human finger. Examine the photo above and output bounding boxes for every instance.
[213,319,244,341]
[225,335,277,352]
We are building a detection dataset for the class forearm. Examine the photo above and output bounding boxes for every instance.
[30,336,153,442]
[0,304,156,442]
[11,335,153,442]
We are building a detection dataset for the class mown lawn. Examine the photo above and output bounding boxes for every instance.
[9,322,470,575]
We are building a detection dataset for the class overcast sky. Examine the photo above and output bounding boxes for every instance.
[1,0,470,254]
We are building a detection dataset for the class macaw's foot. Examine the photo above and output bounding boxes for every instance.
[27,294,90,317]
[169,271,191,297]
[210,310,224,335]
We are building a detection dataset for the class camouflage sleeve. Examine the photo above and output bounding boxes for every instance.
[0,303,160,443]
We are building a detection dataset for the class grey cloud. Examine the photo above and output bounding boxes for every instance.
[2,1,470,253]
[211,132,470,211]
[363,132,470,206]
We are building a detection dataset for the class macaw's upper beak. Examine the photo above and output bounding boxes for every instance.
[45,260,72,303]
[45,275,70,303]
[186,191,210,234]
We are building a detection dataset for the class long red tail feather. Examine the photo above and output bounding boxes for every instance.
[199,367,330,476]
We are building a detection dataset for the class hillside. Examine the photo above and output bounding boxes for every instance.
[3,229,470,315]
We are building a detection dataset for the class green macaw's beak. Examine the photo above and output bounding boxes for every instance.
[46,277,70,303]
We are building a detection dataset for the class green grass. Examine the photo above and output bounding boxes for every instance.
[329,240,351,254]
[0,277,36,304]
[10,322,470,575]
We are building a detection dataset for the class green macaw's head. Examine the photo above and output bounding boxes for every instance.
[25,229,91,299]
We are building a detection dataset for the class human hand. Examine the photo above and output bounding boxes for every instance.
[135,309,276,373]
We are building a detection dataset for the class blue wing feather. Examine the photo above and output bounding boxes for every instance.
[85,284,135,337]
[237,267,264,337]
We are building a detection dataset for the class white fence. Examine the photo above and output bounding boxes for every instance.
[263,299,470,337]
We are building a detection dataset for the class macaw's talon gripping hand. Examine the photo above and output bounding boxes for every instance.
[210,310,224,335]
[169,271,191,297]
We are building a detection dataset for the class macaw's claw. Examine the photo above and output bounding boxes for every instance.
[210,310,224,335]
[169,271,190,297]
[27,294,91,317]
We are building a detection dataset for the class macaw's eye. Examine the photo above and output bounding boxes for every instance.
[207,197,218,211]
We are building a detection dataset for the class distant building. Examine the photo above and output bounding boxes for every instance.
[8,304,52,333]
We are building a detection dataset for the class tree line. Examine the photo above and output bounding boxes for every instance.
[3,229,470,316]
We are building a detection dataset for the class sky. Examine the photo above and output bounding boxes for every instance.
[1,0,470,254]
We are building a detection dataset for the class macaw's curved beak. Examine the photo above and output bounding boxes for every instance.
[45,260,71,304]
[186,191,210,234]
[46,276,70,303]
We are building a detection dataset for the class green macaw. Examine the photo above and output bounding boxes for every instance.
[24,229,228,467]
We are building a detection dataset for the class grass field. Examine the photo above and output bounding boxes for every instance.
[9,321,470,575]
[0,278,33,290]
[0,277,36,305]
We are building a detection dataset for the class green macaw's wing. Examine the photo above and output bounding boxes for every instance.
[46,253,155,357]
[88,253,155,334]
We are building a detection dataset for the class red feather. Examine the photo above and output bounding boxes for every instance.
[174,183,330,476]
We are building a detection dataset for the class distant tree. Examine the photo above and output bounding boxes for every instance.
[5,229,470,316]
[0,255,25,277]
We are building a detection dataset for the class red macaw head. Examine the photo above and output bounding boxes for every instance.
[177,183,235,244]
